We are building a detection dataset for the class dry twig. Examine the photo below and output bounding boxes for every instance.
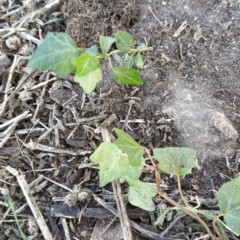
[100,127,133,240]
[60,218,71,240]
[25,140,91,156]
[0,111,30,148]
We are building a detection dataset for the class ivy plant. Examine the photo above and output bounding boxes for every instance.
[27,31,152,93]
[90,128,240,239]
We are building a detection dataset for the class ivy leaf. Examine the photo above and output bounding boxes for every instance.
[114,128,144,167]
[72,53,100,76]
[124,176,157,211]
[154,147,199,176]
[113,53,124,67]
[99,36,115,57]
[27,32,80,77]
[124,54,134,68]
[135,53,144,68]
[90,142,142,187]
[217,177,240,235]
[112,67,143,85]
[85,45,98,56]
[74,68,102,94]
[115,31,134,52]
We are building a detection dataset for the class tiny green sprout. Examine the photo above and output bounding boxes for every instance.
[27,31,153,94]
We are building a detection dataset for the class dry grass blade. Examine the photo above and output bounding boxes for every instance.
[0,111,30,148]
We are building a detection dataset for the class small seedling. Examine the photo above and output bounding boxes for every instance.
[1,196,27,240]
[27,31,152,93]
[90,128,240,239]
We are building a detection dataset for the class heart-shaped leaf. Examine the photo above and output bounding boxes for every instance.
[114,128,144,167]
[99,36,115,57]
[27,32,80,77]
[90,142,142,187]
[72,53,100,77]
[74,68,102,94]
[85,45,98,56]
[115,31,134,52]
[112,67,143,85]
[124,176,157,211]
[217,177,240,235]
[154,147,199,175]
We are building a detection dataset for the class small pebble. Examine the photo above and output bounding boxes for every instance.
[5,36,21,50]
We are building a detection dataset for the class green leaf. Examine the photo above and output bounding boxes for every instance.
[114,128,144,167]
[3,196,27,240]
[124,54,134,68]
[113,53,124,67]
[90,142,142,187]
[112,67,143,85]
[74,68,102,94]
[135,53,144,68]
[155,207,177,226]
[27,32,79,77]
[124,176,157,211]
[72,53,100,76]
[115,31,134,52]
[217,177,240,235]
[154,147,199,176]
[137,43,147,49]
[85,45,98,56]
[99,36,115,57]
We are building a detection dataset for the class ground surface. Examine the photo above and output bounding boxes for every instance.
[0,0,240,239]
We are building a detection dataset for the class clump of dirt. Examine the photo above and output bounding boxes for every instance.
[62,0,140,46]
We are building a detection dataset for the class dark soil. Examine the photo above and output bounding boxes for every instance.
[0,0,239,239]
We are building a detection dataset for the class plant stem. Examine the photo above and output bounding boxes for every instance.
[144,147,156,167]
[144,147,161,193]
[143,163,155,171]
[177,175,198,217]
[158,191,216,239]
[108,57,113,69]
[107,47,153,57]
[107,49,121,57]
[212,213,224,239]
[129,47,153,53]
